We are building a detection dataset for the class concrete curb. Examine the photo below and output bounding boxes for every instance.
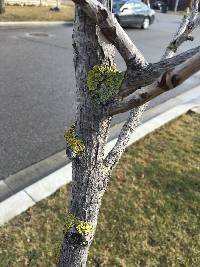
[0,86,200,226]
[0,21,73,27]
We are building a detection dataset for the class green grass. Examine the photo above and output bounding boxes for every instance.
[0,113,200,266]
[0,4,75,21]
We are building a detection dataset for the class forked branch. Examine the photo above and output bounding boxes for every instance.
[119,1,200,97]
[104,0,200,170]
[73,0,200,171]
[72,0,147,67]
[163,0,200,59]
[118,45,200,98]
[109,51,200,115]
[73,0,200,99]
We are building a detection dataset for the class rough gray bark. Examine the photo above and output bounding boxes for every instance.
[58,0,200,266]
[0,0,5,14]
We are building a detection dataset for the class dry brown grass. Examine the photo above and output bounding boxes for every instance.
[0,4,74,21]
[0,113,200,266]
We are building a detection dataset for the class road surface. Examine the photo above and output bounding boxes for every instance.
[0,12,200,180]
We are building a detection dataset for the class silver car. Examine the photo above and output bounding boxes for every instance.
[113,0,155,29]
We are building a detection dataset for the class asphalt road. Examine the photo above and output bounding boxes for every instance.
[1,13,200,180]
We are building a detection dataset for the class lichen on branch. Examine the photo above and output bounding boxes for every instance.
[64,213,93,236]
[53,213,93,264]
[76,221,93,236]
[64,125,85,158]
[87,64,124,104]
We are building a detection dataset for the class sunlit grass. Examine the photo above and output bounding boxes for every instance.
[0,4,74,21]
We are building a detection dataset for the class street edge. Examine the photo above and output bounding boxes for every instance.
[0,87,200,226]
[0,21,73,27]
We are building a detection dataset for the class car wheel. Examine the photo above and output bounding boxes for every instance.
[142,17,150,29]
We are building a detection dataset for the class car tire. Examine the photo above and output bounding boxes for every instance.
[142,17,150,29]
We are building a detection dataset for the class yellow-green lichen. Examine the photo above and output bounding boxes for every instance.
[76,221,93,236]
[64,213,80,233]
[63,213,93,236]
[87,64,124,104]
[64,125,85,155]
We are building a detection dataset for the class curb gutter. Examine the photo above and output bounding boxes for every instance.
[0,86,200,226]
[0,21,73,27]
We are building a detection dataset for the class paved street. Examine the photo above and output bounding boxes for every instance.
[1,12,200,180]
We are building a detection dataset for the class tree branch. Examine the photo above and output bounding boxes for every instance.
[163,1,200,59]
[191,0,200,20]
[72,0,147,68]
[73,0,200,100]
[118,1,200,98]
[103,0,200,171]
[109,51,200,115]
[104,105,146,171]
[118,45,200,98]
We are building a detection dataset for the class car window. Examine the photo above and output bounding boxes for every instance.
[133,3,140,8]
[115,0,149,11]
[113,0,126,10]
[132,2,149,10]
[121,2,134,9]
[139,2,149,9]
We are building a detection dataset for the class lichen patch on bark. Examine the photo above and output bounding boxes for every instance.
[87,64,124,104]
[64,125,85,158]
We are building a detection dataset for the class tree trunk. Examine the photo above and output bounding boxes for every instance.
[56,0,200,264]
[58,3,114,266]
[0,0,5,14]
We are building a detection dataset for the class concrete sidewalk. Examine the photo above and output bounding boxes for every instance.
[0,21,73,27]
[0,85,200,226]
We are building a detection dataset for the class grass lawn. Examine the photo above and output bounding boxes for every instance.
[0,4,75,21]
[0,113,200,266]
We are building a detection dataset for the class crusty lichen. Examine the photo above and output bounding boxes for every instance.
[64,213,93,236]
[64,125,85,156]
[64,213,80,233]
[76,221,93,236]
[87,64,124,104]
